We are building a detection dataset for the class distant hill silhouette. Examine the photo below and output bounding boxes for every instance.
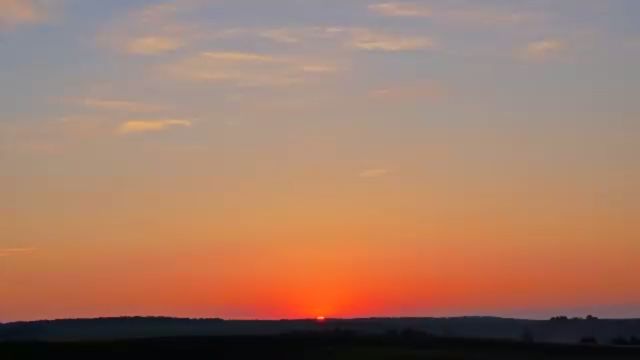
[2,316,640,345]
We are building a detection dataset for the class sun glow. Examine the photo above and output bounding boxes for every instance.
[316,316,326,322]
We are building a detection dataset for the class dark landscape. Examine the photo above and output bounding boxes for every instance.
[2,317,640,359]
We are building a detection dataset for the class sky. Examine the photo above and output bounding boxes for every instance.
[1,0,639,322]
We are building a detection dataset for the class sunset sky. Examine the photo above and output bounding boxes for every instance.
[1,0,639,323]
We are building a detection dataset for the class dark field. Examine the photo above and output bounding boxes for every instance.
[2,334,640,360]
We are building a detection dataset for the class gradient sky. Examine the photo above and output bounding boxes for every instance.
[1,0,640,322]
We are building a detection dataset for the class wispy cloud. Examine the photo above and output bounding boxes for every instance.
[136,1,187,22]
[202,52,280,63]
[369,2,433,18]
[127,36,184,55]
[442,7,531,26]
[253,26,434,52]
[117,119,192,134]
[259,28,304,44]
[300,65,337,73]
[359,168,392,178]
[369,2,534,26]
[0,247,37,257]
[520,39,565,61]
[100,0,200,55]
[348,29,435,51]
[255,26,345,45]
[165,51,337,87]
[103,0,436,60]
[77,98,167,113]
[0,0,47,29]
[370,82,445,101]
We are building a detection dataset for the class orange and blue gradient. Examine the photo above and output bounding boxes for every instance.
[1,0,639,322]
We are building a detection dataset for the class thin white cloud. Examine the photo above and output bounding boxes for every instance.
[369,2,534,26]
[127,36,184,55]
[99,0,200,55]
[137,1,184,22]
[238,26,435,52]
[300,65,337,73]
[202,52,280,63]
[360,168,391,178]
[0,247,37,257]
[165,51,337,87]
[349,29,435,51]
[369,2,433,18]
[520,39,565,61]
[78,98,167,113]
[443,8,531,26]
[259,28,302,44]
[256,26,346,45]
[104,2,436,58]
[370,82,445,101]
[117,119,192,134]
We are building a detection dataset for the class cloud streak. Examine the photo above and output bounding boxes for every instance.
[348,29,435,51]
[165,51,337,87]
[100,0,200,55]
[0,247,37,257]
[369,2,534,26]
[442,7,531,26]
[250,26,436,52]
[369,3,433,18]
[127,36,184,55]
[520,39,565,61]
[360,168,391,178]
[202,52,280,63]
[370,82,445,101]
[78,98,167,113]
[117,119,192,134]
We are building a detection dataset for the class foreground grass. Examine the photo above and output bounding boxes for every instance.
[2,334,640,359]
